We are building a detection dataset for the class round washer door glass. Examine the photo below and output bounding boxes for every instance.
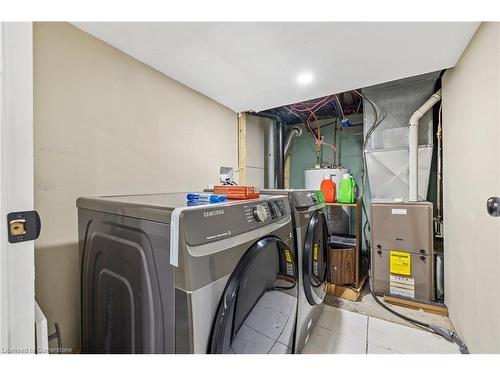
[303,210,328,305]
[210,236,298,354]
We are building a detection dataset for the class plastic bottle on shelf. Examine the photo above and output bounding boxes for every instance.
[338,174,356,203]
[320,174,336,203]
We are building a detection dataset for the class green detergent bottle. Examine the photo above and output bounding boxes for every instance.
[338,174,356,203]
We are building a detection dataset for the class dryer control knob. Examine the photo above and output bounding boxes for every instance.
[253,205,267,222]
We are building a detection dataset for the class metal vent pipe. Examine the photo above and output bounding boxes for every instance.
[276,120,285,188]
[250,112,285,189]
[267,121,276,189]
[284,125,302,158]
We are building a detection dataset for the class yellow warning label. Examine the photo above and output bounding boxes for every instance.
[285,249,292,263]
[390,251,411,276]
[313,244,319,261]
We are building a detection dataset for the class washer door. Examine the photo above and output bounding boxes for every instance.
[210,236,298,354]
[303,210,329,305]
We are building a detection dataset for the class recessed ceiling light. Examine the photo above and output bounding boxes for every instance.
[296,72,314,86]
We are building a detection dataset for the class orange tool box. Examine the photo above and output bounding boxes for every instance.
[213,185,260,199]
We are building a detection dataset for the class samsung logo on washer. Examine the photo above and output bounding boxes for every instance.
[203,209,225,218]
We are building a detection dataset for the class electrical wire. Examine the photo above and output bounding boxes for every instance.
[321,142,337,164]
[291,95,334,113]
[355,98,362,114]
[353,89,383,199]
[334,94,345,119]
[286,106,318,141]
[287,96,339,165]
[331,100,340,117]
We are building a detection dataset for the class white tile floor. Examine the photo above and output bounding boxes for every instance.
[302,305,460,354]
[231,290,296,354]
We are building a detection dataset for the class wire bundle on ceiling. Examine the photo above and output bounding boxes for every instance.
[284,95,345,166]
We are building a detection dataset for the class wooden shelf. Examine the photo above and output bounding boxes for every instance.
[326,196,364,289]
[325,202,357,207]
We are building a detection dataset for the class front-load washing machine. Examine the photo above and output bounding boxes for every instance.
[261,189,329,353]
[78,193,297,354]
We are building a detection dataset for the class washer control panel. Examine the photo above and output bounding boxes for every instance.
[267,199,288,220]
[244,198,289,227]
[291,190,325,209]
[184,197,291,246]
[253,205,267,222]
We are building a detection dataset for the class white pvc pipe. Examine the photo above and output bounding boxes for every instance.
[408,89,442,201]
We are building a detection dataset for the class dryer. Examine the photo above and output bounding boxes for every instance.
[261,189,329,353]
[78,193,297,354]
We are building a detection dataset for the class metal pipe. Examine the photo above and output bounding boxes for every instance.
[276,120,285,188]
[250,112,285,189]
[434,104,443,237]
[267,122,276,189]
[333,118,338,166]
[436,105,442,218]
[283,126,302,188]
[338,127,343,168]
[284,125,302,157]
[250,111,282,123]
[408,89,442,201]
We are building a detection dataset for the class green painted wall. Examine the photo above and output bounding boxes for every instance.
[288,116,371,253]
[287,113,438,256]
[289,116,365,193]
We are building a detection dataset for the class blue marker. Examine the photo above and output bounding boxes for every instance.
[186,193,227,203]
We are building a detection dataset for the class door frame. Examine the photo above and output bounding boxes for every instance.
[0,22,35,352]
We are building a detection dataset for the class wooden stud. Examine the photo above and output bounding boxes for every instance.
[284,157,291,189]
[238,112,247,185]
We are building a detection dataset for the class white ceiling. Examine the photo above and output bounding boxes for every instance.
[72,22,479,113]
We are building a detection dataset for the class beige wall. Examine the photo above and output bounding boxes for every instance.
[33,22,241,351]
[442,22,500,353]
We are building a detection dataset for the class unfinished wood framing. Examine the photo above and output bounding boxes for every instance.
[238,112,247,185]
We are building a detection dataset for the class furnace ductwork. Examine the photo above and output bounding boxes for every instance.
[362,72,440,202]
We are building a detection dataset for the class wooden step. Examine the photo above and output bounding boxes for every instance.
[383,295,449,316]
[326,275,366,302]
